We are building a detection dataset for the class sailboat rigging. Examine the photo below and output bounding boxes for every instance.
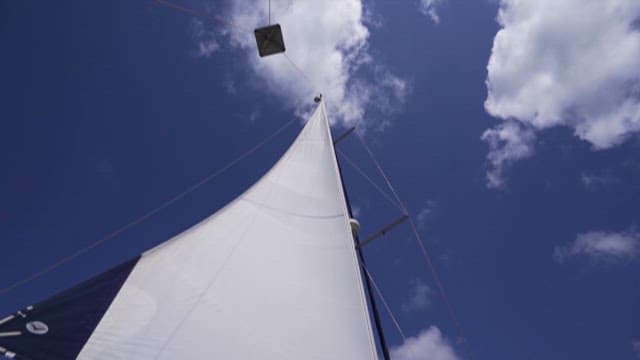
[0,100,385,359]
[1,1,473,358]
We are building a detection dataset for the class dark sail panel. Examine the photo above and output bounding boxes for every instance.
[0,257,139,359]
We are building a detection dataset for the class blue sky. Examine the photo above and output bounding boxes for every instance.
[1,0,640,359]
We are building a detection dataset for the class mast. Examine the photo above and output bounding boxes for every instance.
[322,98,391,360]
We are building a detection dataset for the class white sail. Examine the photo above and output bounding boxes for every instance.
[67,101,377,359]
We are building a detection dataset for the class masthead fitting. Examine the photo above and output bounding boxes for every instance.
[314,94,323,103]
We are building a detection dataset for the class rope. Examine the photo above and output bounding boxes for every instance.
[0,118,297,295]
[355,134,474,359]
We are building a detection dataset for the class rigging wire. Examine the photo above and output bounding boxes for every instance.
[355,135,407,214]
[0,1,323,296]
[1,0,323,295]
[354,134,474,360]
[337,149,405,214]
[283,53,321,95]
[360,262,407,341]
[0,118,298,296]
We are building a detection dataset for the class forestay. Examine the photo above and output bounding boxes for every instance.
[0,101,379,360]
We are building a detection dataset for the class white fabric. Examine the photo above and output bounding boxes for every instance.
[78,102,379,359]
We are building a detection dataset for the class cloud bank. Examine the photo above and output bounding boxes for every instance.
[483,0,640,188]
[554,229,640,263]
[197,0,409,127]
[390,326,460,360]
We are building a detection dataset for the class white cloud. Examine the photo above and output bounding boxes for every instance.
[191,19,220,58]
[416,200,437,229]
[483,0,640,188]
[481,121,535,189]
[418,0,445,24]
[222,0,408,127]
[390,326,460,360]
[581,171,620,190]
[553,229,640,263]
[402,278,432,313]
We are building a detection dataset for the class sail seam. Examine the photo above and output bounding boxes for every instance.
[241,198,343,219]
[152,206,263,358]
[151,129,295,358]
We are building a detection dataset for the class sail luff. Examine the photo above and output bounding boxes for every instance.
[318,99,380,359]
[324,100,390,359]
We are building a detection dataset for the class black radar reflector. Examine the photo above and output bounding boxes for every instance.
[254,24,285,57]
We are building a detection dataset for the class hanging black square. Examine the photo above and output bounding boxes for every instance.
[254,24,286,57]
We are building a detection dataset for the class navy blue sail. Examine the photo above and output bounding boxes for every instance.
[0,258,139,359]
